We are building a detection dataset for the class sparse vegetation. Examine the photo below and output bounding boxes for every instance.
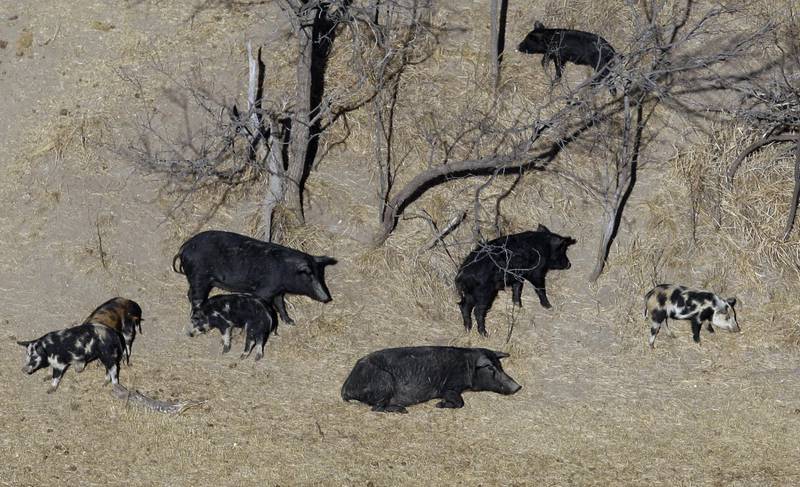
[2,0,800,485]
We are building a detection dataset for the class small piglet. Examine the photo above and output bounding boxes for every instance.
[18,323,124,393]
[83,297,143,364]
[341,346,521,413]
[187,294,278,361]
[645,284,739,348]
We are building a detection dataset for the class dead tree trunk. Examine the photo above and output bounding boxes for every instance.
[285,5,317,224]
[588,96,644,282]
[783,137,800,240]
[283,1,338,225]
[245,42,283,241]
[489,0,508,92]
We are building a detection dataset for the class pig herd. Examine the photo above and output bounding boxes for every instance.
[17,225,740,412]
[16,22,742,412]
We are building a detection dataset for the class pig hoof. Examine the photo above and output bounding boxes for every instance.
[222,345,231,354]
[542,302,552,309]
[436,401,461,409]
[373,405,408,414]
[254,353,263,362]
[46,386,58,394]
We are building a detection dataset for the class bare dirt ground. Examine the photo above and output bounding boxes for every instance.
[1,1,799,486]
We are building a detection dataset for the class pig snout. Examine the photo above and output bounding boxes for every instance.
[21,365,34,374]
[504,379,522,395]
[311,280,333,303]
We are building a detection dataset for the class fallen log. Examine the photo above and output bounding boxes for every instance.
[111,384,206,415]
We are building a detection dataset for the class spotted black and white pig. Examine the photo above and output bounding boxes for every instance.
[645,284,740,348]
[83,297,143,364]
[455,225,577,336]
[187,294,278,361]
[341,346,522,413]
[17,323,124,393]
[173,230,337,326]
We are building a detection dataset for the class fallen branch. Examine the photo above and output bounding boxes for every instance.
[111,383,206,415]
[726,133,797,185]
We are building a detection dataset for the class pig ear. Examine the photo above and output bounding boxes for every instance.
[565,237,577,246]
[314,256,338,267]
[476,354,492,368]
[726,297,737,307]
[493,351,510,359]
[537,224,550,233]
[16,340,32,347]
[534,21,545,30]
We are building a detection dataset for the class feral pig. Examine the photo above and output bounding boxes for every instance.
[83,297,143,364]
[187,294,278,361]
[518,21,618,93]
[17,323,124,393]
[645,284,740,348]
[341,346,521,413]
[455,225,576,336]
[173,230,337,326]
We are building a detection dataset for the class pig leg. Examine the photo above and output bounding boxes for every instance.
[553,59,564,80]
[221,326,232,354]
[272,294,295,326]
[529,274,552,309]
[240,324,255,360]
[474,291,498,337]
[661,319,677,338]
[649,310,667,349]
[459,294,475,331]
[690,318,703,344]
[347,363,407,413]
[706,322,715,333]
[511,282,523,307]
[436,390,465,409]
[47,365,67,393]
[187,277,213,313]
[372,404,408,414]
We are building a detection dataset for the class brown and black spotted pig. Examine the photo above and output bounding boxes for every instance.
[645,284,739,349]
[83,297,143,363]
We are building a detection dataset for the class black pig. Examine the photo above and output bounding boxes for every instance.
[187,294,278,361]
[17,323,124,393]
[341,346,521,413]
[173,230,337,326]
[455,225,576,336]
[518,21,618,93]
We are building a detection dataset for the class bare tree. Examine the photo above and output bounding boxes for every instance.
[373,0,774,283]
[726,5,800,240]
[489,0,509,92]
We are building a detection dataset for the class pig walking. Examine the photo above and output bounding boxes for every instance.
[18,323,125,393]
[187,294,278,361]
[173,230,337,326]
[341,346,521,413]
[645,284,740,348]
[518,21,619,93]
[455,225,576,336]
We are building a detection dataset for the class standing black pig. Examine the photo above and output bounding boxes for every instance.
[341,346,521,413]
[173,230,337,326]
[455,225,576,336]
[17,323,124,393]
[518,21,618,93]
[187,294,278,361]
